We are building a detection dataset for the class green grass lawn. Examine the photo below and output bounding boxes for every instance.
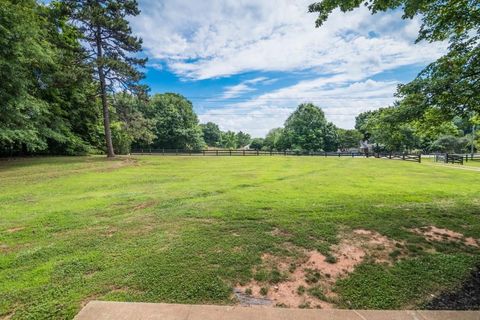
[1,156,479,319]
[465,160,480,167]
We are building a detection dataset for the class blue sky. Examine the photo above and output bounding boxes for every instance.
[129,0,446,137]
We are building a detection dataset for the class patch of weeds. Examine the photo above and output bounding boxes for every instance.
[276,303,287,308]
[297,285,306,295]
[298,301,311,309]
[406,244,424,256]
[389,250,402,260]
[307,286,327,300]
[253,270,268,282]
[269,268,283,284]
[305,268,321,284]
[325,254,337,264]
[260,286,268,296]
[245,288,252,296]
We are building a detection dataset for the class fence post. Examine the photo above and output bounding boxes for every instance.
[229,150,232,156]
[202,150,205,156]
[402,153,405,160]
[216,150,218,156]
[243,150,245,156]
[257,150,259,156]
[418,154,422,163]
[446,153,449,163]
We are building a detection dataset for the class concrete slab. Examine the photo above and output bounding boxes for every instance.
[74,301,480,320]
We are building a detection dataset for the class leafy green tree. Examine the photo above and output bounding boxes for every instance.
[0,0,56,153]
[263,128,285,151]
[337,129,362,151]
[0,0,101,155]
[310,0,480,121]
[41,2,103,155]
[236,131,251,148]
[283,103,329,151]
[63,0,147,157]
[355,110,377,134]
[410,108,460,151]
[398,38,480,117]
[200,122,222,147]
[249,138,264,150]
[430,135,469,153]
[221,131,237,149]
[147,93,205,150]
[111,93,155,154]
[358,107,420,152]
[309,0,477,43]
[323,122,339,152]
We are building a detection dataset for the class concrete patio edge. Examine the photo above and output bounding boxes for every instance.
[74,301,480,320]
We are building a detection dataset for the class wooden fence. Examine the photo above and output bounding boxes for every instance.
[434,153,464,165]
[131,149,421,163]
[465,154,480,163]
[433,153,480,165]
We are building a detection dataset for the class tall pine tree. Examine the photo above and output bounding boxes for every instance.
[63,0,146,157]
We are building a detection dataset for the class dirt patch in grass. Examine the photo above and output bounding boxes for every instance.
[97,157,138,172]
[6,227,24,233]
[133,201,157,211]
[236,229,402,308]
[411,226,479,248]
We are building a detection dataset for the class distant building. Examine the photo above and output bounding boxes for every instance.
[359,140,374,153]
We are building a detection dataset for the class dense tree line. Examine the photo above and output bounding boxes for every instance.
[309,0,480,154]
[0,1,203,156]
[245,104,362,152]
[0,0,147,156]
[199,122,252,149]
[2,0,478,156]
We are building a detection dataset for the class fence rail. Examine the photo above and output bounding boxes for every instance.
[434,153,464,165]
[131,149,422,163]
[465,154,480,162]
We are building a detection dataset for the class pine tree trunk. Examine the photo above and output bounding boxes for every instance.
[96,27,115,158]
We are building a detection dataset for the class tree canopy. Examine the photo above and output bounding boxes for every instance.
[147,93,204,150]
[63,0,147,157]
[309,0,480,153]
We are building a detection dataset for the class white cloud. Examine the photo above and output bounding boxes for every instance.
[199,78,399,136]
[221,77,270,99]
[132,0,447,135]
[132,0,444,80]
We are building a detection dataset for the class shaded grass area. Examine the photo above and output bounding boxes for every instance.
[0,156,479,319]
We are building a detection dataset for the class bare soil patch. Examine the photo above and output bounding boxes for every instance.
[235,229,403,308]
[412,226,479,248]
[6,227,24,233]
